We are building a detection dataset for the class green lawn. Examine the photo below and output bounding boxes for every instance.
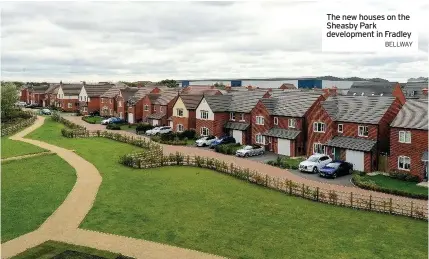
[358,174,428,197]
[26,118,428,259]
[1,137,46,159]
[12,240,129,259]
[119,124,137,131]
[1,155,76,242]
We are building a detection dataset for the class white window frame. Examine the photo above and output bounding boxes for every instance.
[230,112,235,121]
[67,103,72,108]
[255,134,265,144]
[118,101,122,107]
[338,124,343,133]
[397,156,411,170]
[177,124,184,132]
[144,105,149,111]
[110,99,112,104]
[256,116,264,125]
[288,118,296,128]
[101,98,105,103]
[154,106,156,112]
[399,131,411,144]
[358,125,369,137]
[240,113,245,121]
[176,108,184,117]
[313,143,325,154]
[274,117,278,125]
[200,127,209,136]
[313,122,326,133]
[83,107,87,112]
[200,110,209,120]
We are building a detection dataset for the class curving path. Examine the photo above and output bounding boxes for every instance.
[65,115,428,209]
[1,116,224,259]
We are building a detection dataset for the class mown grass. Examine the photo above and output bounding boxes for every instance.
[26,118,429,259]
[357,174,428,197]
[82,116,104,124]
[1,154,76,242]
[1,137,46,159]
[12,240,126,259]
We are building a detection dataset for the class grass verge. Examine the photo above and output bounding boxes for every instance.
[1,155,76,242]
[1,137,46,159]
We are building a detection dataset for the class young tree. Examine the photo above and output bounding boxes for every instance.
[1,82,19,120]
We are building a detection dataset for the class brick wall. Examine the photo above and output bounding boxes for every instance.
[100,97,115,116]
[88,97,101,113]
[336,122,378,140]
[142,96,152,122]
[251,101,271,148]
[20,89,30,103]
[196,119,215,136]
[389,128,428,180]
[378,98,403,153]
[116,96,125,119]
[306,105,335,156]
[172,116,189,132]
[61,99,79,112]
[188,110,197,130]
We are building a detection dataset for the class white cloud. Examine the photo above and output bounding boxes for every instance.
[1,1,427,83]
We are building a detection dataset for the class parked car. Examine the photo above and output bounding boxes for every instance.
[15,101,27,107]
[146,127,161,136]
[319,161,354,178]
[25,103,37,108]
[236,145,265,157]
[158,126,172,134]
[209,136,236,149]
[109,117,125,124]
[298,154,332,173]
[40,108,52,115]
[195,136,217,147]
[101,117,113,125]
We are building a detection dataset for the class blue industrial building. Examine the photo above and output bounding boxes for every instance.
[230,80,242,87]
[297,79,322,89]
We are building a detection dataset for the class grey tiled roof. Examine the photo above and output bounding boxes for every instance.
[269,92,321,117]
[422,151,428,161]
[390,99,428,130]
[153,90,178,105]
[147,112,166,120]
[84,84,115,97]
[347,81,399,96]
[62,84,83,95]
[44,84,60,94]
[180,94,204,110]
[322,96,396,124]
[203,95,233,112]
[262,128,301,140]
[224,121,250,130]
[227,90,268,113]
[31,85,50,93]
[100,87,121,98]
[325,136,376,152]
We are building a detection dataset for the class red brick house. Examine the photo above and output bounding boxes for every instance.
[56,83,82,112]
[124,87,162,123]
[171,94,203,132]
[389,100,428,180]
[23,84,55,107]
[257,91,324,157]
[100,87,123,118]
[194,90,270,143]
[307,96,403,172]
[146,90,179,126]
[79,83,115,115]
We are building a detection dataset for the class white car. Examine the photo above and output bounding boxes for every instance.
[101,118,113,125]
[195,136,217,147]
[15,101,27,107]
[158,126,172,134]
[298,154,332,173]
[236,145,265,157]
[146,127,161,136]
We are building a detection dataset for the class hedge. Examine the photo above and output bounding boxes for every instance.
[214,143,242,155]
[352,174,428,200]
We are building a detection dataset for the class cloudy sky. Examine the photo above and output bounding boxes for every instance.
[1,1,428,83]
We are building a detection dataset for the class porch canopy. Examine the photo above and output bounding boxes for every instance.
[262,128,300,140]
[325,136,376,152]
[224,121,250,131]
[147,112,166,120]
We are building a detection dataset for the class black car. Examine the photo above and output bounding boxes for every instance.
[89,110,100,117]
[319,161,354,178]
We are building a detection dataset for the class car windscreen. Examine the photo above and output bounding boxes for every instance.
[326,162,340,169]
[307,156,319,162]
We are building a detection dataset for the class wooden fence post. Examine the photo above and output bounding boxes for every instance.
[369,195,372,210]
[316,187,319,201]
[288,180,292,195]
[410,201,413,217]
[350,192,353,207]
[389,198,392,214]
[301,184,305,197]
[265,175,268,186]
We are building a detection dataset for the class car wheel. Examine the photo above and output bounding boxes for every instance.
[348,169,353,175]
[333,173,337,179]
[245,153,249,157]
[312,167,318,174]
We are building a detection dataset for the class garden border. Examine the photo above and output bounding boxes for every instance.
[1,111,37,137]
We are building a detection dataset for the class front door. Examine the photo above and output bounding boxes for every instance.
[128,113,134,124]
[232,130,243,144]
[334,148,341,160]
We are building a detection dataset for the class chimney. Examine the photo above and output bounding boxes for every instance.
[423,88,428,96]
[60,80,63,86]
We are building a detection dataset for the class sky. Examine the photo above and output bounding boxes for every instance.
[0,1,428,83]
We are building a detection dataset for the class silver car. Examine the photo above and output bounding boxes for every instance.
[236,145,265,157]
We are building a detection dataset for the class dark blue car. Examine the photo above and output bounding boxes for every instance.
[109,117,125,124]
[319,161,353,178]
[209,136,236,149]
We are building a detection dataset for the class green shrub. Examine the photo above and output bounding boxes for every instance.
[390,171,420,182]
[82,116,96,124]
[179,129,196,139]
[214,143,241,155]
[136,123,153,133]
[106,124,120,130]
